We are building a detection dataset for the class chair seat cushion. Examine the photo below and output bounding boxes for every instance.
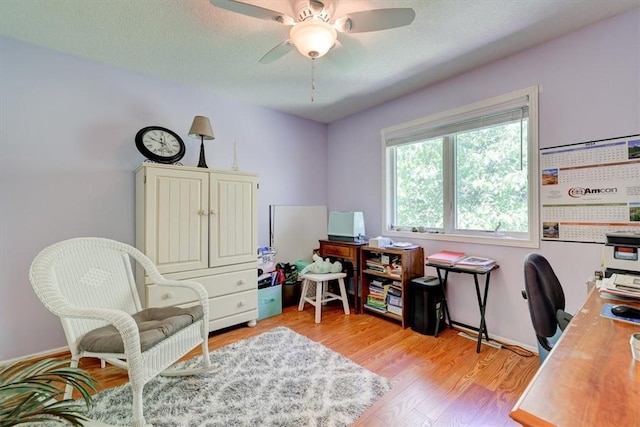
[79,305,203,353]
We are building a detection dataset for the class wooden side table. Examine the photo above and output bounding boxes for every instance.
[318,239,366,313]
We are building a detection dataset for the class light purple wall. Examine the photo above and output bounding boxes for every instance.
[327,9,640,349]
[2,8,638,359]
[0,37,327,359]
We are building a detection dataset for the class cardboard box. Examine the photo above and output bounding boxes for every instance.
[369,237,392,248]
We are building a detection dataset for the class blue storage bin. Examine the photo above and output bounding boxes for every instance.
[258,284,282,320]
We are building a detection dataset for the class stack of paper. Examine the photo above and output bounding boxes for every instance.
[598,274,640,300]
[426,250,466,266]
[454,256,497,272]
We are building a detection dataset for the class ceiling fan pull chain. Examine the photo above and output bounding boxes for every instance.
[311,58,316,102]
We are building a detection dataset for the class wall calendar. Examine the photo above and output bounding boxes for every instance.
[540,134,640,243]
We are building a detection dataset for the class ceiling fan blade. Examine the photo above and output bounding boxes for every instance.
[325,35,363,71]
[209,0,294,24]
[258,40,295,64]
[335,8,415,33]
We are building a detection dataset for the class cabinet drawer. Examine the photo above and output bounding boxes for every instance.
[209,289,257,321]
[321,243,356,259]
[147,269,256,307]
[196,270,256,298]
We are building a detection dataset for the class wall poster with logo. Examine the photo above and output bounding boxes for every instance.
[540,134,640,243]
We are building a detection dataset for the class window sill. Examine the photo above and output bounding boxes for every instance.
[385,230,539,249]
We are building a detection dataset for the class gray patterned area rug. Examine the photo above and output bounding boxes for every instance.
[82,326,391,426]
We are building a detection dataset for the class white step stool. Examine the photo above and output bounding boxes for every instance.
[298,272,350,323]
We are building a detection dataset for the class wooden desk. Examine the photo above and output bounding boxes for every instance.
[510,289,640,426]
[318,239,366,313]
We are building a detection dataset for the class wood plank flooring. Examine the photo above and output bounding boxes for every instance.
[62,303,539,426]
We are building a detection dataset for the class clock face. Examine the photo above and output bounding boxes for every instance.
[135,126,185,164]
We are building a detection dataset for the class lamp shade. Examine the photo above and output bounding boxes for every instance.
[188,116,215,140]
[290,20,337,59]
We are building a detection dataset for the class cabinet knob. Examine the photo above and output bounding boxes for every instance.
[237,279,246,286]
[237,300,245,308]
[198,209,210,216]
[163,292,175,300]
[210,209,217,215]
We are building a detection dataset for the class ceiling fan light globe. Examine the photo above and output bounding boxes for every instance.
[290,20,337,59]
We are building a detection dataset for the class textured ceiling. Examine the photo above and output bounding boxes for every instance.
[1,0,638,123]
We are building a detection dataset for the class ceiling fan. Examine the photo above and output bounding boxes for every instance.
[209,0,416,64]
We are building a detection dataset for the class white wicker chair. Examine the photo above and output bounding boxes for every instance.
[29,237,215,427]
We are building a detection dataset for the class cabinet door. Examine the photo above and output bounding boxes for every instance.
[144,167,209,273]
[209,173,257,267]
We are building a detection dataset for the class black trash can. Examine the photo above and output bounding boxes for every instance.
[282,281,302,308]
[410,276,445,336]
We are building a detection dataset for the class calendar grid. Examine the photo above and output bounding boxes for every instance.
[540,134,640,243]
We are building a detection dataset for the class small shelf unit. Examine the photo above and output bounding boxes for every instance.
[360,245,424,328]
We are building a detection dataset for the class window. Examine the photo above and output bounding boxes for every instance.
[382,86,539,247]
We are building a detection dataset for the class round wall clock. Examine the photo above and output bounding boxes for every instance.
[135,126,186,164]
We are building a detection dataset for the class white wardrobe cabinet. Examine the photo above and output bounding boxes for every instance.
[135,163,259,331]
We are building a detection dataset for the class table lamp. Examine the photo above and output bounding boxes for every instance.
[188,116,215,168]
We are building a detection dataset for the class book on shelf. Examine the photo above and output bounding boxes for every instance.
[365,261,386,273]
[369,282,390,297]
[365,252,404,276]
[387,294,402,307]
[369,282,384,291]
[386,304,402,316]
[426,250,466,266]
[369,291,385,300]
[387,284,402,297]
[365,303,387,314]
[367,293,386,302]
[366,299,386,308]
[369,291,386,300]
[366,295,387,311]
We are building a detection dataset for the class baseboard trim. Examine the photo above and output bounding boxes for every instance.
[451,324,538,354]
[457,331,503,349]
[0,345,70,367]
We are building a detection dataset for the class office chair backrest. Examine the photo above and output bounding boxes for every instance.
[522,253,572,352]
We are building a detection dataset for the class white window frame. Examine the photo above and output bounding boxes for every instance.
[381,86,539,248]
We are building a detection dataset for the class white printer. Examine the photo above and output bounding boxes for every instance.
[604,231,640,277]
[327,211,365,242]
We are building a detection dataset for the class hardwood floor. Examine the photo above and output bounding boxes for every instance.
[68,303,539,426]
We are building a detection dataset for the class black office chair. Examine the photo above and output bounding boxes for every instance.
[522,253,573,354]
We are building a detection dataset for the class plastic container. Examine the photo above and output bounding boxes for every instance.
[257,284,282,320]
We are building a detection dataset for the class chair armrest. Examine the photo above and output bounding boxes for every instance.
[556,309,573,331]
[58,306,143,360]
[133,250,209,318]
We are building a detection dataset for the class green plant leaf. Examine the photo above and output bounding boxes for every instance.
[0,358,96,426]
